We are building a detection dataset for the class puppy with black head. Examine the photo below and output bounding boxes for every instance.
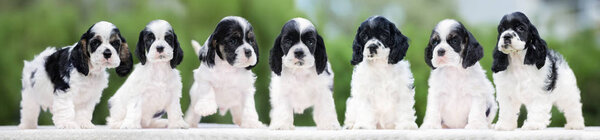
[19,21,133,129]
[268,18,340,130]
[343,16,417,130]
[420,19,497,129]
[493,12,584,130]
[106,20,187,129]
[184,16,264,128]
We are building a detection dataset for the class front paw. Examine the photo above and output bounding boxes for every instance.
[494,121,517,131]
[240,120,266,129]
[55,121,80,129]
[419,122,442,129]
[395,122,418,130]
[269,122,295,130]
[465,122,489,129]
[564,122,585,130]
[78,121,96,129]
[194,101,218,116]
[521,122,547,130]
[120,121,141,129]
[168,120,189,129]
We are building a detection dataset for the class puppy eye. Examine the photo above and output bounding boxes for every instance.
[145,34,155,44]
[284,38,292,45]
[110,40,120,47]
[306,39,315,46]
[431,40,439,46]
[90,40,100,47]
[449,38,458,45]
[516,26,525,32]
[228,39,237,46]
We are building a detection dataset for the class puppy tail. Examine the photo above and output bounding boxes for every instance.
[191,40,202,57]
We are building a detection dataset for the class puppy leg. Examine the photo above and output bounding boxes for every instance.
[120,98,142,129]
[269,90,294,130]
[521,100,552,130]
[184,83,202,128]
[312,89,341,130]
[394,96,418,130]
[465,96,489,129]
[18,92,40,129]
[237,89,265,128]
[51,91,79,129]
[166,90,188,129]
[74,100,97,129]
[349,97,375,130]
[420,91,442,129]
[192,82,218,117]
[494,91,521,131]
[555,93,585,130]
[342,97,357,129]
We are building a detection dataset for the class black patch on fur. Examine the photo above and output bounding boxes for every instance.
[485,106,491,117]
[45,48,72,93]
[491,45,509,73]
[544,50,560,91]
[30,69,37,87]
[270,35,284,76]
[424,31,437,69]
[351,16,409,65]
[458,23,484,68]
[153,110,166,118]
[135,30,152,65]
[168,30,183,68]
[112,28,133,76]
[314,34,328,75]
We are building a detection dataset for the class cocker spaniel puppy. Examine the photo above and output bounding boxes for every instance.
[343,16,417,130]
[268,18,340,130]
[420,19,497,129]
[184,16,264,128]
[19,21,132,129]
[492,12,584,130]
[106,20,187,129]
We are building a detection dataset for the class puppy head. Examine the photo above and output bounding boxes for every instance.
[425,19,483,69]
[203,16,259,69]
[72,21,132,76]
[270,18,327,75]
[351,16,409,65]
[493,12,547,72]
[135,20,183,68]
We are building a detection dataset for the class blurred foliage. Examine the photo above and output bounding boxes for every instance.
[0,0,598,127]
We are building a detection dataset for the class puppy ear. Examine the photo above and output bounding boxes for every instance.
[115,33,133,77]
[71,32,90,76]
[135,30,147,65]
[269,35,283,75]
[350,27,363,65]
[491,30,509,73]
[524,24,547,69]
[388,23,409,64]
[200,34,217,67]
[314,34,328,75]
[424,31,436,69]
[245,37,259,70]
[169,32,183,68]
[461,30,484,68]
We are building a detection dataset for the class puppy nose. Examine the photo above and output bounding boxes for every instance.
[437,49,446,56]
[503,34,513,44]
[244,48,252,58]
[156,46,165,53]
[367,44,377,54]
[103,49,112,59]
[294,49,305,59]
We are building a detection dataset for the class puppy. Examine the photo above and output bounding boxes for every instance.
[343,16,417,130]
[184,16,264,128]
[420,19,497,129]
[106,20,187,129]
[268,18,340,130]
[492,12,584,130]
[19,21,133,129]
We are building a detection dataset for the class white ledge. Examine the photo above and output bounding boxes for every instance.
[1,124,599,140]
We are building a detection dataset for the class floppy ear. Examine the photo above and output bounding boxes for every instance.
[245,37,259,70]
[350,28,363,65]
[491,30,509,73]
[524,24,547,69]
[314,34,328,75]
[71,32,90,76]
[169,32,183,68]
[115,34,133,77]
[269,35,283,75]
[388,23,409,64]
[135,30,147,65]
[200,34,217,67]
[461,30,484,68]
[424,31,436,69]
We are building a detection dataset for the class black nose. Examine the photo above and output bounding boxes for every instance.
[103,49,112,59]
[437,49,446,56]
[156,46,164,53]
[294,49,305,59]
[244,48,252,58]
[503,34,513,44]
[367,44,378,54]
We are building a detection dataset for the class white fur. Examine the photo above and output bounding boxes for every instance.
[19,21,122,129]
[106,20,188,129]
[421,19,497,129]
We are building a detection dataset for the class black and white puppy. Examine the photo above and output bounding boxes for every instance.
[268,18,340,130]
[184,16,264,128]
[19,21,133,129]
[492,12,584,130]
[106,20,187,129]
[343,16,417,130]
[420,19,497,129]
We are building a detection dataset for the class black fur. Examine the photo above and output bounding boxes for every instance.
[45,48,73,93]
[270,19,328,75]
[270,35,284,75]
[112,28,133,76]
[135,24,182,69]
[524,24,547,69]
[424,31,436,69]
[135,30,151,65]
[544,50,561,91]
[460,25,484,68]
[314,34,328,75]
[351,16,409,65]
[200,19,258,70]
[169,31,183,68]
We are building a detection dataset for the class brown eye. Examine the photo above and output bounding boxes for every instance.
[110,40,120,47]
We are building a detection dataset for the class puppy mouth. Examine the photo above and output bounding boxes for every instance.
[294,61,305,66]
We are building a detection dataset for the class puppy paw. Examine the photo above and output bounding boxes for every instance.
[419,122,442,129]
[521,122,547,130]
[564,122,585,130]
[494,121,517,131]
[240,120,266,129]
[395,122,418,130]
[18,123,37,129]
[168,120,190,129]
[269,123,295,130]
[78,121,96,129]
[465,122,489,129]
[194,101,218,116]
[120,121,141,129]
[55,121,80,129]
[342,123,354,130]
[317,123,341,130]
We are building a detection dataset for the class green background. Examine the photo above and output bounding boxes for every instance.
[0,0,598,127]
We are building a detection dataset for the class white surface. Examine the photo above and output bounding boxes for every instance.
[1,124,599,140]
